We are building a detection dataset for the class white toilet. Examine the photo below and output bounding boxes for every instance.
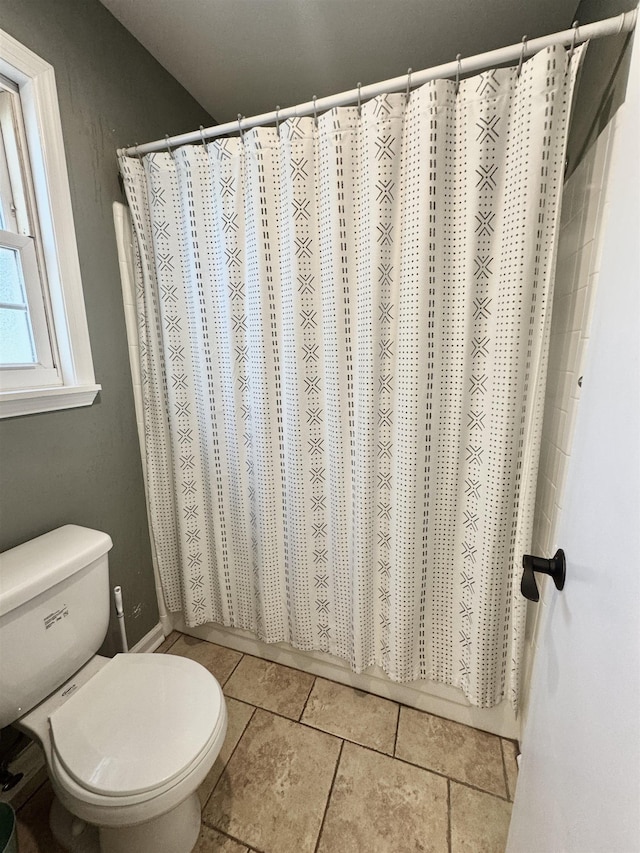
[0,525,227,853]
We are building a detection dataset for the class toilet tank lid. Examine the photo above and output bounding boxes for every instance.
[0,525,113,617]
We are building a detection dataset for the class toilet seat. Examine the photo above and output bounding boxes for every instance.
[49,654,224,798]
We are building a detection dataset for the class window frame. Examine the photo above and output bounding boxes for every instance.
[0,29,100,418]
[0,230,59,387]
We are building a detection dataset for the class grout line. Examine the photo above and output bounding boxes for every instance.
[451,777,513,804]
[392,703,401,756]
[298,675,317,721]
[200,703,257,815]
[185,633,514,742]
[447,778,452,853]
[209,826,267,853]
[221,651,245,688]
[313,739,345,853]
[172,640,512,803]
[223,701,512,800]
[499,738,511,801]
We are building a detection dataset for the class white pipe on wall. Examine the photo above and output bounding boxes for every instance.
[118,10,636,158]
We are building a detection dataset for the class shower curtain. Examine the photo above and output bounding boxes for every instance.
[120,44,584,708]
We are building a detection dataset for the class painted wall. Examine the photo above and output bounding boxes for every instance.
[565,0,636,173]
[0,0,213,651]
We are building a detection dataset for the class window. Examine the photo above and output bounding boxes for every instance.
[0,30,100,417]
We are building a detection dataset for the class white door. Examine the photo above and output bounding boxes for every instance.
[506,41,640,853]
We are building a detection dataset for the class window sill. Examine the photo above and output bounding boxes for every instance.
[0,383,101,418]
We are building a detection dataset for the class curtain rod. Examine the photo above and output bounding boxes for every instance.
[119,10,636,158]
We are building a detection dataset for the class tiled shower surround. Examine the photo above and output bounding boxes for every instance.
[533,119,615,561]
[521,117,617,713]
[17,632,518,853]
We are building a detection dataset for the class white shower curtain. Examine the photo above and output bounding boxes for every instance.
[120,44,584,708]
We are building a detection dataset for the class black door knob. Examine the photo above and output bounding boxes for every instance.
[521,549,566,602]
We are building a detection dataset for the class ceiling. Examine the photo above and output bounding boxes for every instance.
[99,0,580,126]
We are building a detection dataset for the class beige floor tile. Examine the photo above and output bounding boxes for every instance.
[301,677,398,754]
[168,634,242,685]
[155,630,181,653]
[199,698,255,807]
[317,741,448,853]
[396,707,507,797]
[203,709,341,853]
[16,782,66,853]
[450,782,512,853]
[193,824,249,852]
[223,655,314,719]
[501,739,519,801]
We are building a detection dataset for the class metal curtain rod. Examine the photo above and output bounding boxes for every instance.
[119,10,637,158]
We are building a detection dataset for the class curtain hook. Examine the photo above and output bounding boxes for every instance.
[164,134,175,159]
[517,36,528,77]
[357,82,362,117]
[313,95,318,128]
[134,143,142,162]
[568,20,580,62]
[406,68,412,99]
[455,54,462,95]
[275,106,280,138]
[199,125,208,147]
[237,114,245,141]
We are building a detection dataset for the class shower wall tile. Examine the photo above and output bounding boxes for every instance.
[521,118,618,707]
[521,119,618,717]
[531,120,616,565]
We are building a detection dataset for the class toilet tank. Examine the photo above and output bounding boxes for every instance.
[0,525,113,729]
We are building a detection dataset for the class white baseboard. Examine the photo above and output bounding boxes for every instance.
[130,621,166,654]
[176,617,520,739]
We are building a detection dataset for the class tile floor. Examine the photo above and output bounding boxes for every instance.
[15,631,518,852]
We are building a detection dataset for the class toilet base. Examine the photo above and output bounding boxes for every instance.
[50,797,99,853]
[50,792,202,853]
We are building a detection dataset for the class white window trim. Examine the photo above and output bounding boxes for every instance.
[0,30,100,418]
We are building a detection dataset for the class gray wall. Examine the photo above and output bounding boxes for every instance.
[0,0,213,651]
[566,0,636,173]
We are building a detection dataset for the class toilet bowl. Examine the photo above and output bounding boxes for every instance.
[17,653,227,853]
[0,526,228,853]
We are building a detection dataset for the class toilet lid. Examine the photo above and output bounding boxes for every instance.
[49,653,223,797]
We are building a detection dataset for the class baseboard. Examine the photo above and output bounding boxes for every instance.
[176,617,521,739]
[130,621,166,654]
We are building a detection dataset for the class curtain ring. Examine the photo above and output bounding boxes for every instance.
[517,36,528,77]
[237,114,245,141]
[275,106,280,138]
[357,82,362,117]
[199,125,207,147]
[134,143,142,162]
[406,68,412,99]
[164,134,175,159]
[313,95,318,128]
[568,20,579,62]
[455,54,462,95]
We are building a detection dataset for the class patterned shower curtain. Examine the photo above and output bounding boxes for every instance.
[120,44,584,708]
